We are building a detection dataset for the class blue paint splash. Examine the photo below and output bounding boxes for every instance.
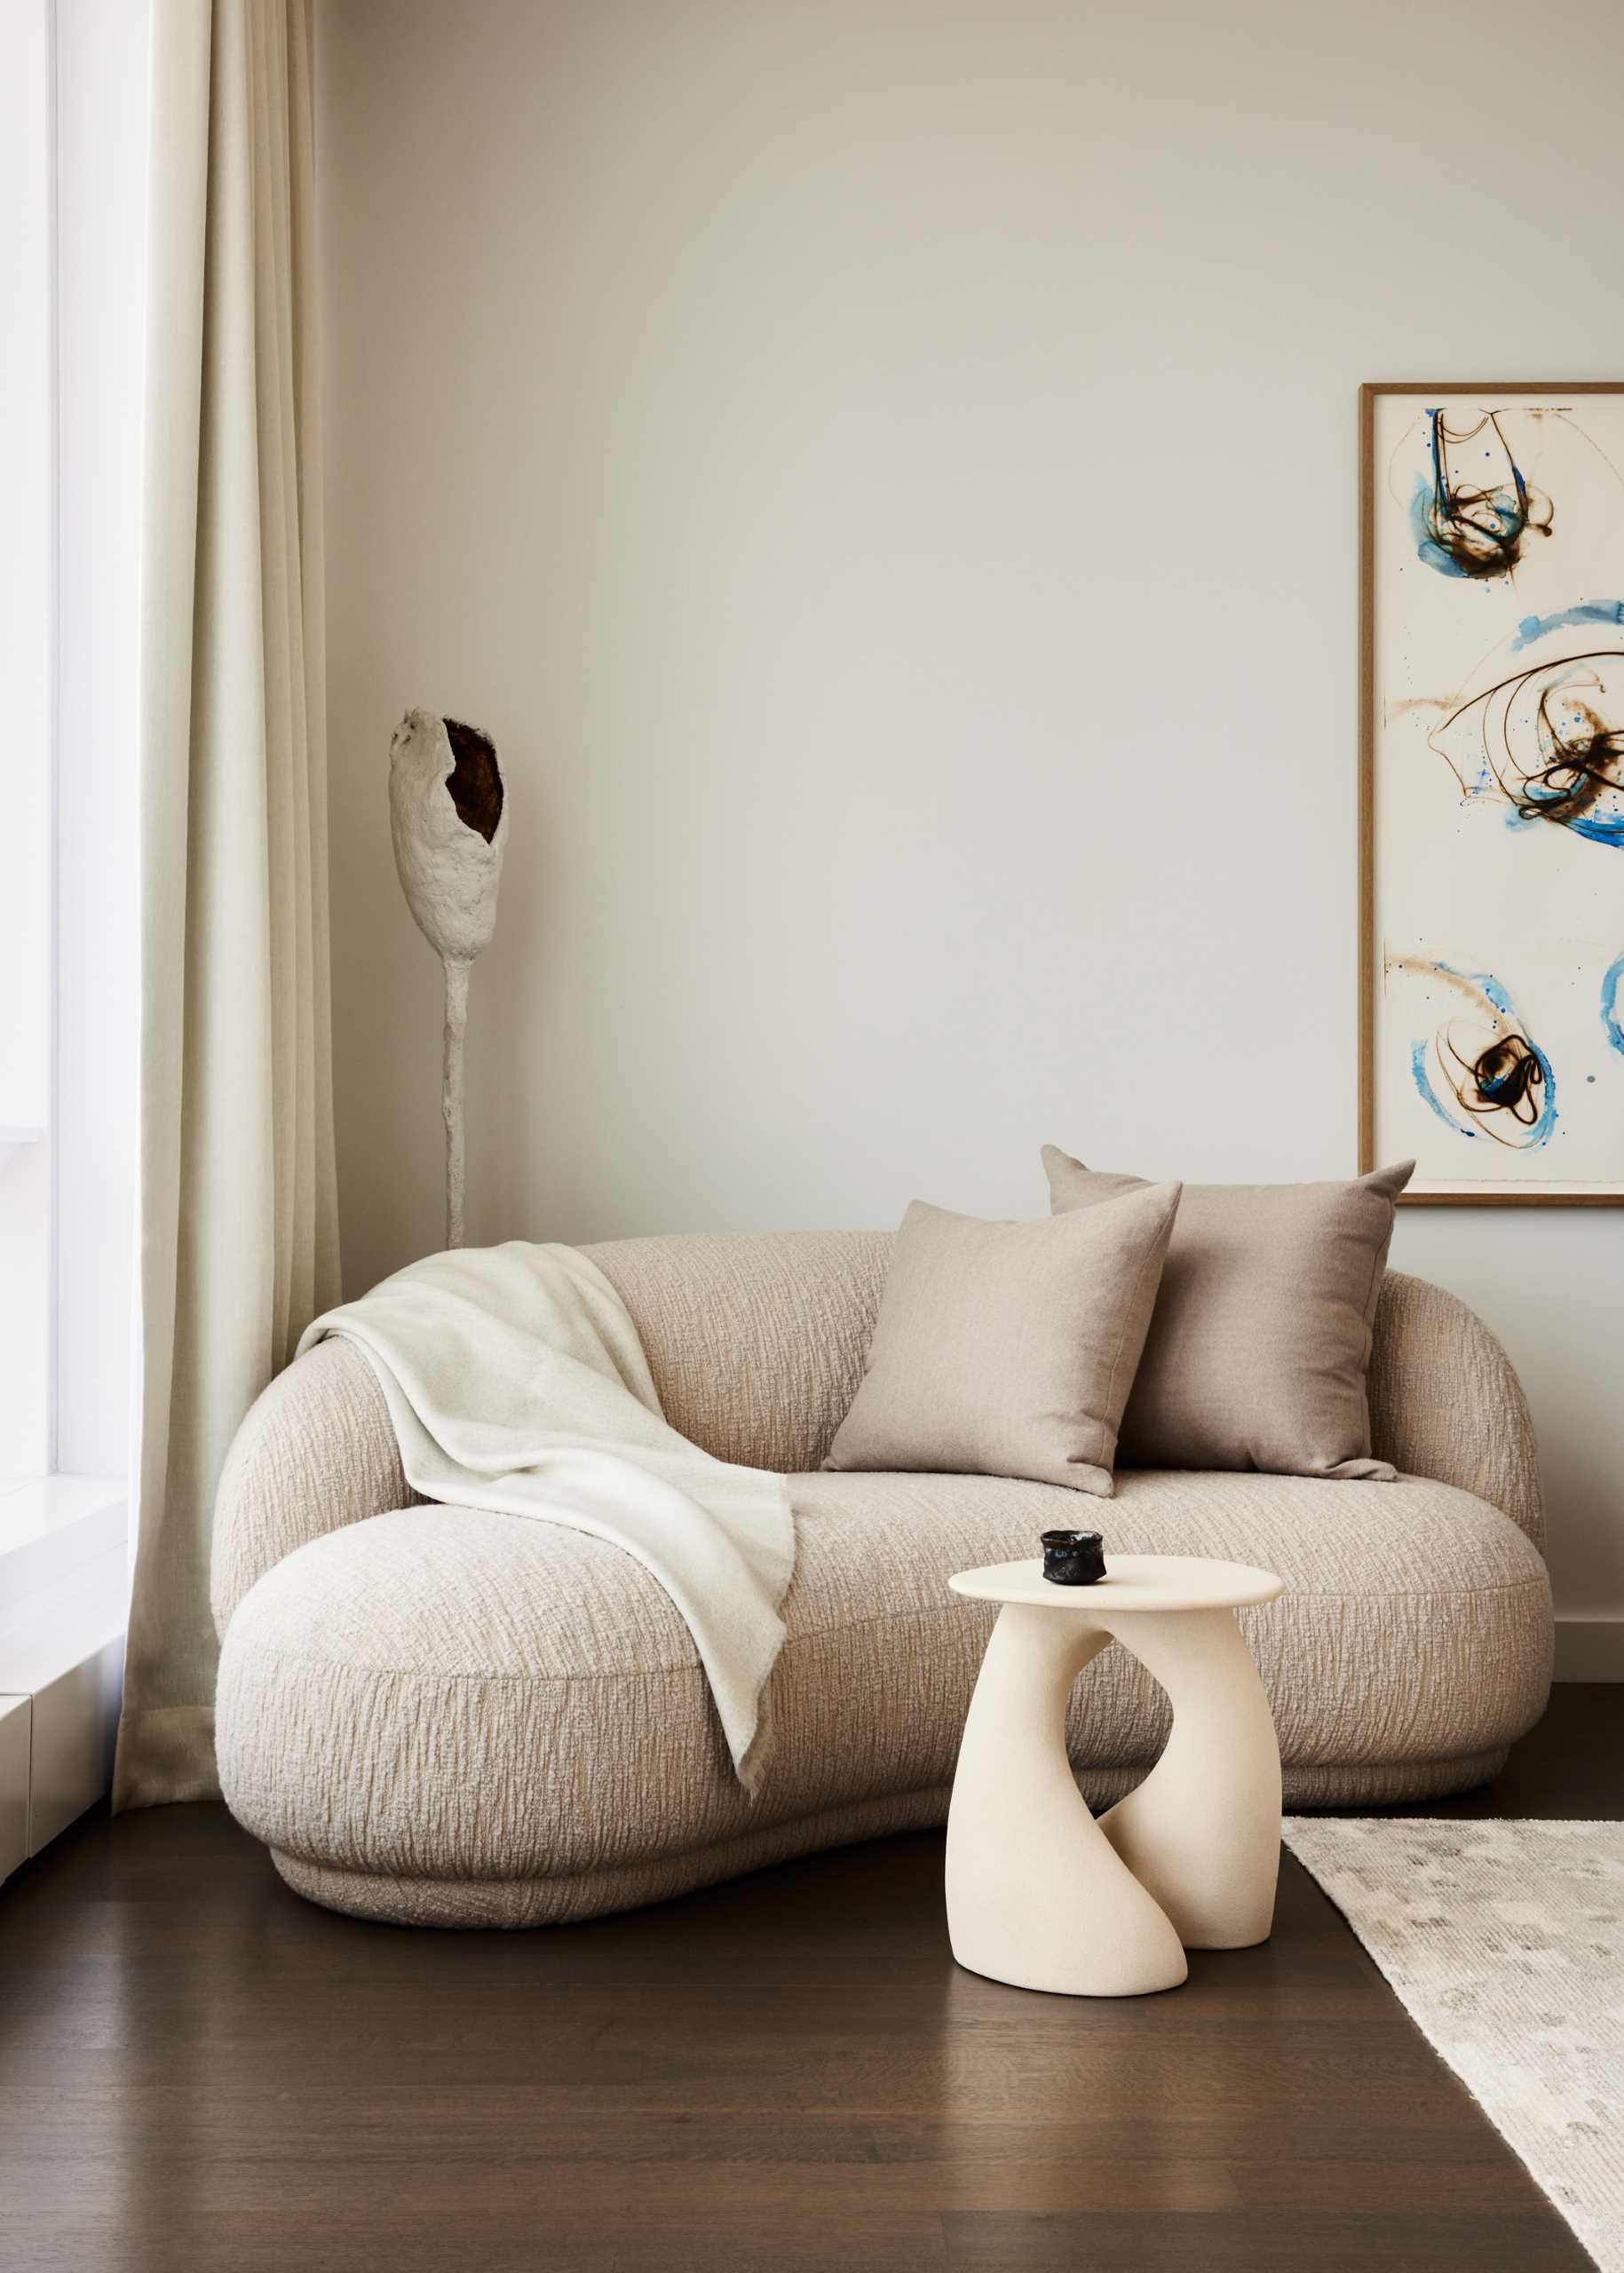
[1601,952,1624,1057]
[1511,600,1624,652]
[1505,796,1624,847]
[1411,1037,1477,1135]
[1409,475,1477,581]
[1410,409,1549,581]
[1407,961,1557,1147]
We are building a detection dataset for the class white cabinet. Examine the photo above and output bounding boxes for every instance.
[0,1478,126,1882]
[0,1694,29,1881]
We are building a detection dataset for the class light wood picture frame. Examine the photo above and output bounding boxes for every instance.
[1360,380,1624,1203]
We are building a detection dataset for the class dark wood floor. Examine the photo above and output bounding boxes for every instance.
[2,1688,1619,2273]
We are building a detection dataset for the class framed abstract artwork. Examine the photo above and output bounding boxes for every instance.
[1360,381,1624,1202]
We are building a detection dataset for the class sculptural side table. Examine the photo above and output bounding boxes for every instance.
[946,1555,1285,1997]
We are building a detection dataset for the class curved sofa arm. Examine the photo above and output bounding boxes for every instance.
[211,1339,408,1640]
[1367,1270,1545,1555]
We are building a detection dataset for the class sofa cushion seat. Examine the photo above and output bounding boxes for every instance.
[216,1465,1552,1928]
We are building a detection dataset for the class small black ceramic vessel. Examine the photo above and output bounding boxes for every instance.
[1041,1529,1106,1586]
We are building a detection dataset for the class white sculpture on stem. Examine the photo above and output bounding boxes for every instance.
[388,709,510,1248]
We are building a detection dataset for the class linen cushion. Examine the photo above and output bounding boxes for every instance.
[821,1184,1180,1493]
[1042,1147,1413,1478]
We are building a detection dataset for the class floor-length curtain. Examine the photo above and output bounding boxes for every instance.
[115,0,340,1808]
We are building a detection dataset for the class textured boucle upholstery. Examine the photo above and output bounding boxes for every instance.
[211,1338,412,1635]
[1367,1270,1544,1553]
[212,1237,1552,1929]
[583,1231,892,1473]
[218,1468,1549,1897]
[596,1242,1547,1549]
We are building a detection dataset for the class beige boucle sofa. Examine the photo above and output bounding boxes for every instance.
[213,1232,1553,1929]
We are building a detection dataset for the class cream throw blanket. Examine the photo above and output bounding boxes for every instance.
[296,1241,795,1789]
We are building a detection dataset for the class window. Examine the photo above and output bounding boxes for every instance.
[0,0,54,1478]
[0,5,143,1866]
[0,0,143,1494]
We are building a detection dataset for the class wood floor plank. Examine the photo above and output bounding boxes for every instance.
[0,1688,1615,2273]
[942,2207,1583,2269]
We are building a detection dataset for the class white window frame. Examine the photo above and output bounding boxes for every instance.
[1,0,146,1878]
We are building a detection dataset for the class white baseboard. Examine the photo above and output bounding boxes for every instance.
[1554,1620,1624,1682]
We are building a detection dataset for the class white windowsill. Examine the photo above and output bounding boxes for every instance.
[0,1473,126,1612]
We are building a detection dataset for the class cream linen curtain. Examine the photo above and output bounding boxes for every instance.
[115,0,340,1807]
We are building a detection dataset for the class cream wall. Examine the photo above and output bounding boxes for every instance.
[316,0,1624,1640]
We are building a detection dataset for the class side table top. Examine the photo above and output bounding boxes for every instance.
[948,1554,1284,1614]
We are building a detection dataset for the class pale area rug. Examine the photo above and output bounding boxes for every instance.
[1284,1818,1624,2273]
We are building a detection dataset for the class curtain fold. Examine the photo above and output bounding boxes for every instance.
[115,0,339,1810]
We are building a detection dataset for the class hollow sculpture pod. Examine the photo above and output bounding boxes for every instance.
[387,710,510,1248]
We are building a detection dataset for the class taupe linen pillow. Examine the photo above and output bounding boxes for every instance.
[1042,1146,1414,1480]
[823,1182,1182,1495]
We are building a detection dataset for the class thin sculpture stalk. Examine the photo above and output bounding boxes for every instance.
[388,710,509,1254]
[442,957,471,1248]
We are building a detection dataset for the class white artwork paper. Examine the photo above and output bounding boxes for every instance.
[1368,387,1624,1198]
